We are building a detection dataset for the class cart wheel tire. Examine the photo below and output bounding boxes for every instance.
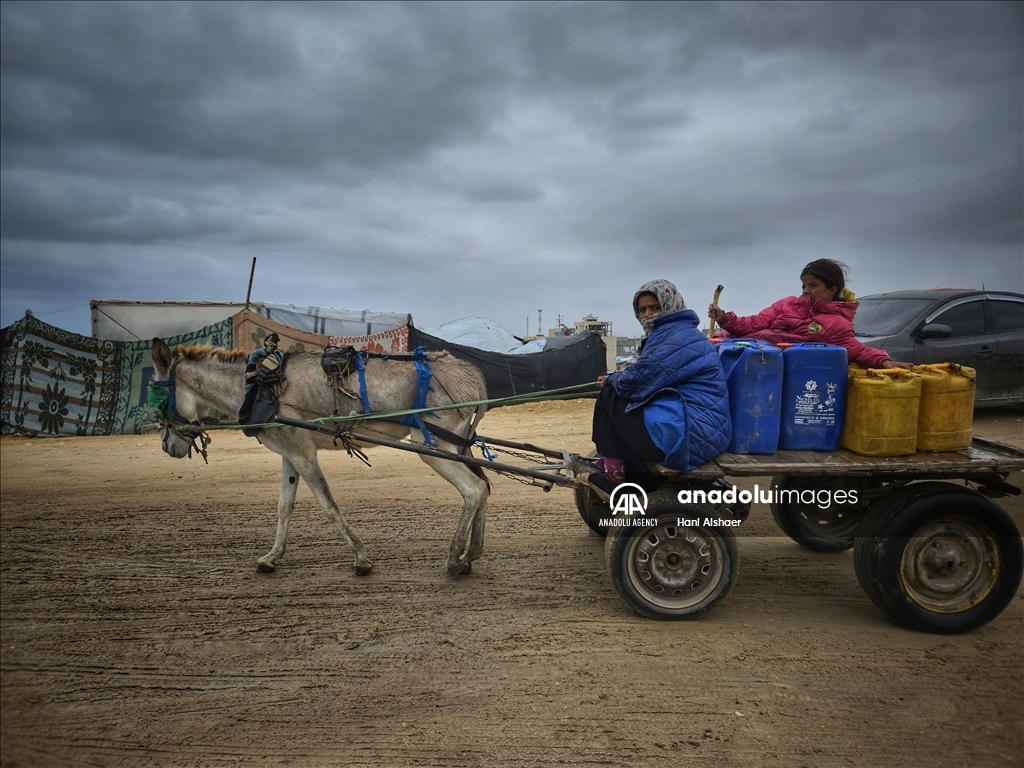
[769,475,868,553]
[853,482,1023,634]
[575,484,610,536]
[572,453,609,536]
[604,505,738,620]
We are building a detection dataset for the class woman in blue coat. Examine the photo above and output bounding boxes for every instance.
[589,279,731,492]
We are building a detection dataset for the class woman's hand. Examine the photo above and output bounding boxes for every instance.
[880,359,913,370]
[707,304,726,323]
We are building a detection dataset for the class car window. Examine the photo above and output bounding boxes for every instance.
[930,300,986,338]
[853,298,934,336]
[990,299,1024,332]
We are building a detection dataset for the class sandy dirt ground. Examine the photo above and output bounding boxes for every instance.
[2,400,1023,767]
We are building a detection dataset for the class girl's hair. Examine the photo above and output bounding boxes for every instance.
[801,259,848,300]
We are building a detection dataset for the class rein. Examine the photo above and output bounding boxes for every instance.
[148,359,211,463]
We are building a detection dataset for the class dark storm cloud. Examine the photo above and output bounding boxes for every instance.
[0,168,235,244]
[0,244,112,299]
[0,2,510,170]
[1,1,1021,335]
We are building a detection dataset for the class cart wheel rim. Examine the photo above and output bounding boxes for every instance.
[899,515,1001,614]
[626,523,725,610]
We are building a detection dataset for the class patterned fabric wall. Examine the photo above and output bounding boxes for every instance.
[329,325,409,354]
[231,309,409,354]
[1,314,232,437]
[231,309,327,354]
[1,311,413,437]
[111,322,233,435]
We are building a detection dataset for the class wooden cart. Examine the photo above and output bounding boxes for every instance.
[277,414,1023,634]
[576,437,1024,634]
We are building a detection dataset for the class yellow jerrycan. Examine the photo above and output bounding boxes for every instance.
[841,368,922,456]
[913,363,976,451]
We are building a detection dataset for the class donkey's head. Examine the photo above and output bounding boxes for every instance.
[151,338,211,459]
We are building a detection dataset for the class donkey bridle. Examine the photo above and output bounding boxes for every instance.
[149,359,211,462]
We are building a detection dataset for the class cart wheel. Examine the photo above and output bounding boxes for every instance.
[770,475,869,553]
[604,505,738,620]
[854,482,1023,634]
[575,484,610,536]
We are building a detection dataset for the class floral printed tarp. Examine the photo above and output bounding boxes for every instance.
[1,311,414,437]
[1,314,232,436]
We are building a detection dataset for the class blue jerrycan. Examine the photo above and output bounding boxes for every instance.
[717,339,784,453]
[779,342,847,450]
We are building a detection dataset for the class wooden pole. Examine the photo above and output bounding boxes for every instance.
[245,257,257,311]
[708,284,724,338]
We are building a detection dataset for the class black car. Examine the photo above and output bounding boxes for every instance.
[853,289,1024,406]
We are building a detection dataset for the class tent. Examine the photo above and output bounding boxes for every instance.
[2,306,604,436]
[408,325,606,400]
[230,310,410,355]
[0,310,411,437]
[90,299,410,341]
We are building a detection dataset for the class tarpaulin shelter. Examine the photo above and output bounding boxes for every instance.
[0,310,412,437]
[2,305,605,436]
[408,325,606,400]
[90,300,247,341]
[230,310,410,355]
[90,300,410,342]
[234,313,605,401]
[254,303,410,338]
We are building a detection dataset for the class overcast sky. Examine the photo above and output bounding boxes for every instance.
[2,1,1021,340]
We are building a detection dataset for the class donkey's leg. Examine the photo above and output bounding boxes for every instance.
[419,451,489,576]
[467,474,487,563]
[257,456,300,573]
[289,454,373,575]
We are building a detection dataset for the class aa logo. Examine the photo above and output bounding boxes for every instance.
[609,483,648,517]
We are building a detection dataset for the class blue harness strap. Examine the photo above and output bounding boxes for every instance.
[355,347,439,446]
[399,347,438,447]
[474,436,496,461]
[355,352,372,415]
[150,369,200,426]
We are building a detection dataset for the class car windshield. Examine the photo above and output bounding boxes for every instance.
[854,297,935,337]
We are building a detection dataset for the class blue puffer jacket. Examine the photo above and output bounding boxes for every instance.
[607,309,731,471]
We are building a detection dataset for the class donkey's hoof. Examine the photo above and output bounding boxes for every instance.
[354,562,373,576]
[256,560,276,573]
[447,560,472,577]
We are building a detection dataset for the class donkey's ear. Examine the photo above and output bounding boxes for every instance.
[152,338,173,369]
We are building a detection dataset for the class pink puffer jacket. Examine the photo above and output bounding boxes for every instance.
[719,295,890,368]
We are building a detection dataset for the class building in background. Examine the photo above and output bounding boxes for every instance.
[530,314,619,373]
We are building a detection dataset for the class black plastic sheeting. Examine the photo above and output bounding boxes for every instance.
[407,326,607,403]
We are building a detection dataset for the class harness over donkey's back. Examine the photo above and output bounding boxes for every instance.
[320,345,480,450]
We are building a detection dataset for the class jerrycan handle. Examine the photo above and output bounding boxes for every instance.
[791,341,835,349]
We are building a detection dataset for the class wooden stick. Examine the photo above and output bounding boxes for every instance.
[708,284,724,338]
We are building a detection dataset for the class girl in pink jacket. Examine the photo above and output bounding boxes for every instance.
[707,259,910,369]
